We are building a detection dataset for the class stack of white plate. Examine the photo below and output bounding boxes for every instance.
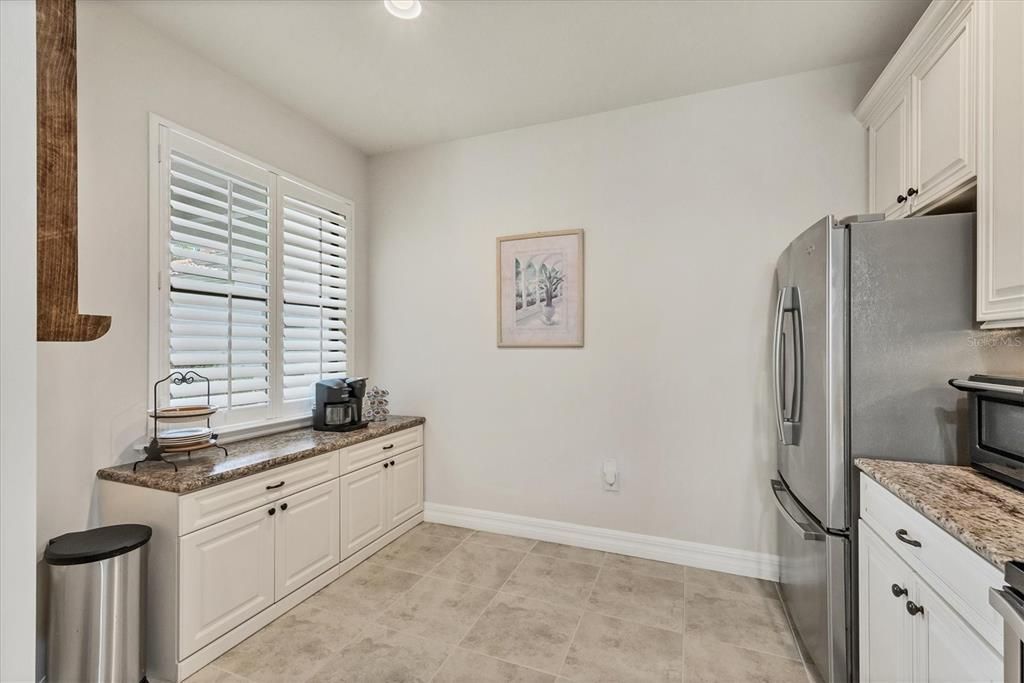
[157,427,213,448]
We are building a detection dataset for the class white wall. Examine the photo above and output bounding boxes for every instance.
[369,61,876,559]
[1,3,39,680]
[35,1,367,669]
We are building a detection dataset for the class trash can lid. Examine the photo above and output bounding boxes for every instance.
[44,524,152,566]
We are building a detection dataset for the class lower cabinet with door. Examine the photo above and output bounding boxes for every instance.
[859,475,1003,682]
[97,423,425,682]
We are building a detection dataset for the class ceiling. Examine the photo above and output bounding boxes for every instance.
[119,0,929,155]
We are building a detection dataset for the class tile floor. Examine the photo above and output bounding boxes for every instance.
[187,522,813,682]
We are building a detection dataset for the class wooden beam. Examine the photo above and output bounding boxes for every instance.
[36,0,110,342]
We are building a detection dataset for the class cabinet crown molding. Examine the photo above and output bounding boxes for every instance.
[855,0,969,124]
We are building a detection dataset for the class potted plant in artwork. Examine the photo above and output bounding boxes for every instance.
[539,266,565,324]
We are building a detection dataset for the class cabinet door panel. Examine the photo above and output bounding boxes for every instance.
[912,8,975,209]
[913,579,1002,683]
[275,479,340,600]
[870,90,910,218]
[858,522,914,683]
[179,506,274,658]
[340,463,388,558]
[977,0,1024,324]
[388,447,424,528]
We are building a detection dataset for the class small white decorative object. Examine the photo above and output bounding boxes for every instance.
[364,386,390,422]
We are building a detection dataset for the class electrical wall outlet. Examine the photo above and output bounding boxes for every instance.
[602,458,619,491]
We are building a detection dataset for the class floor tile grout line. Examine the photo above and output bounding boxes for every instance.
[554,564,603,680]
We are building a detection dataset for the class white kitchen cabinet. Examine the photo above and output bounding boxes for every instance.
[859,523,915,683]
[179,506,275,658]
[977,0,1024,327]
[388,447,424,528]
[914,578,1002,683]
[859,476,1003,682]
[340,462,389,559]
[910,4,976,211]
[98,421,426,682]
[869,87,912,218]
[861,1,976,218]
[858,0,1024,328]
[274,479,341,600]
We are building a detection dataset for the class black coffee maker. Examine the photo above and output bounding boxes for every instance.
[313,377,369,432]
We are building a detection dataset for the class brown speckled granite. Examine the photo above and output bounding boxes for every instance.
[856,458,1024,568]
[97,416,425,494]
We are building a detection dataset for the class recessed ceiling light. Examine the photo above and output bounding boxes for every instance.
[384,0,422,20]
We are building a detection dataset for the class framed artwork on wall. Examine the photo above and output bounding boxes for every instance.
[496,229,584,347]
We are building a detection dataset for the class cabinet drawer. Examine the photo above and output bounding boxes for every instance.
[180,452,339,535]
[340,426,423,474]
[859,475,1004,649]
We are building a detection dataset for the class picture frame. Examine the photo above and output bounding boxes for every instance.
[496,229,584,347]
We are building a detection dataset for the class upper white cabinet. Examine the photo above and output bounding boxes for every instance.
[976,0,1024,326]
[857,0,1024,328]
[869,87,912,219]
[910,4,975,210]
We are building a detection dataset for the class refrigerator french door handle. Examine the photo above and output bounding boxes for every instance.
[772,288,787,443]
[771,479,825,542]
[788,287,804,438]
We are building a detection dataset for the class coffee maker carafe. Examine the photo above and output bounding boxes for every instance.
[313,377,369,432]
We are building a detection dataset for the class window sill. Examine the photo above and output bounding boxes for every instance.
[135,413,312,451]
[214,414,313,444]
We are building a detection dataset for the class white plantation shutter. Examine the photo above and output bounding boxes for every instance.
[161,131,276,420]
[279,179,350,406]
[154,124,355,428]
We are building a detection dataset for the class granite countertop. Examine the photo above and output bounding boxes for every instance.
[856,458,1024,568]
[97,416,425,494]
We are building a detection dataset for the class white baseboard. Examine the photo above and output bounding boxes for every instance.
[424,502,780,581]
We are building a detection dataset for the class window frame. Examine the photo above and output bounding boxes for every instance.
[148,115,357,438]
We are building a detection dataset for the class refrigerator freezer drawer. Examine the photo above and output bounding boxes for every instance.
[773,476,850,682]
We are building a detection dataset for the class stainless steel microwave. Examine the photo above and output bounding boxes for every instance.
[950,375,1024,491]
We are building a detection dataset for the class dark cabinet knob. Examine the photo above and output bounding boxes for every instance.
[268,508,276,516]
[390,460,395,466]
[382,444,395,450]
[383,462,389,469]
[895,529,922,548]
[891,584,908,598]
[906,601,924,616]
[906,187,918,197]
[896,194,907,204]
[280,503,288,511]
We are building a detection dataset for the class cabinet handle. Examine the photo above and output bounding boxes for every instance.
[895,529,922,548]
[891,584,908,598]
[280,503,288,511]
[383,462,389,469]
[896,194,907,204]
[382,444,395,450]
[906,601,924,616]
[390,460,395,466]
[266,481,285,490]
[906,187,918,197]
[268,508,276,516]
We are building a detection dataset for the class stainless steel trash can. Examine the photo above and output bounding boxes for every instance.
[45,524,152,683]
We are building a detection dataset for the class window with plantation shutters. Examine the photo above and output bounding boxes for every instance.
[280,180,349,405]
[152,124,355,429]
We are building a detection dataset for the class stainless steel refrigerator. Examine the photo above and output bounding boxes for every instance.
[769,212,1023,682]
